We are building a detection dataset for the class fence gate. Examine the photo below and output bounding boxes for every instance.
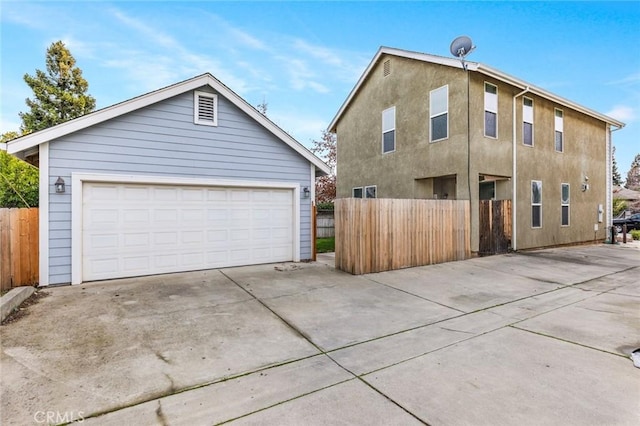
[478,200,512,256]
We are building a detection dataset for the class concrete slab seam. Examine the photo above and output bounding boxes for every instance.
[509,326,634,360]
[218,270,431,425]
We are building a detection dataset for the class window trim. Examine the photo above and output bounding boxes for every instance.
[382,106,396,154]
[554,108,564,153]
[484,82,498,139]
[561,183,570,227]
[352,187,363,198]
[194,91,218,126]
[523,97,534,147]
[364,185,377,199]
[429,85,449,142]
[531,180,542,229]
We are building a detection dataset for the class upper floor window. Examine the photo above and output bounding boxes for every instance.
[353,187,363,198]
[382,106,396,153]
[430,85,448,142]
[194,91,218,126]
[555,109,564,152]
[484,83,498,138]
[561,183,570,226]
[523,97,534,146]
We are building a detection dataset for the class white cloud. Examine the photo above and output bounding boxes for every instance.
[606,105,637,122]
[608,72,640,86]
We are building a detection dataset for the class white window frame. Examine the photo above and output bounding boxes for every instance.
[561,183,570,227]
[382,106,396,154]
[194,91,218,126]
[523,97,534,146]
[430,85,449,142]
[365,185,377,199]
[352,187,363,198]
[554,108,564,153]
[531,180,542,229]
[484,82,498,139]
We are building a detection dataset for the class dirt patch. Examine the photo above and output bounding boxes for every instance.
[1,289,49,325]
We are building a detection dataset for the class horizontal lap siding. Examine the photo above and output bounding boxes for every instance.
[48,88,312,284]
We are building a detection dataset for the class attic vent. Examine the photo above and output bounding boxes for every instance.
[194,91,218,126]
[383,59,391,77]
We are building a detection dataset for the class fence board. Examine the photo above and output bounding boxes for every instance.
[0,208,39,290]
[335,199,470,275]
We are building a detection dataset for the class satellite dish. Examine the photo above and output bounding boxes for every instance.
[450,35,475,70]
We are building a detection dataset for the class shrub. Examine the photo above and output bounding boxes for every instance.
[631,230,640,241]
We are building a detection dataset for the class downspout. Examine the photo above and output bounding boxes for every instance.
[512,86,530,251]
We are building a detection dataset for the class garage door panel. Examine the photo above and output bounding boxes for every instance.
[82,183,294,281]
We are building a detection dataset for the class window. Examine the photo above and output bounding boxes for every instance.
[532,180,542,228]
[523,97,534,146]
[352,187,363,198]
[430,85,448,142]
[561,183,570,226]
[382,107,396,153]
[484,83,498,138]
[194,91,218,126]
[365,185,377,198]
[555,109,563,152]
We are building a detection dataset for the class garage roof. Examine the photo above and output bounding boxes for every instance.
[7,73,330,176]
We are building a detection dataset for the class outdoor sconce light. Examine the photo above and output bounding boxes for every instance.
[303,187,310,198]
[55,177,66,194]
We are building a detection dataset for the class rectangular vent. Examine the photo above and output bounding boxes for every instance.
[194,91,218,126]
[383,59,391,77]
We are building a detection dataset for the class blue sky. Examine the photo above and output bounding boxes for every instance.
[1,1,639,175]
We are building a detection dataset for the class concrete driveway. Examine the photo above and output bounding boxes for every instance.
[1,243,639,425]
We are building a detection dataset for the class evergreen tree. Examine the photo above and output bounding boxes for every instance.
[20,41,96,133]
[625,154,640,191]
[612,147,623,186]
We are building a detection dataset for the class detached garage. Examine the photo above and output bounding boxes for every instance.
[7,73,330,285]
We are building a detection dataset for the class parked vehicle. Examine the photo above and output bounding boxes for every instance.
[612,213,640,232]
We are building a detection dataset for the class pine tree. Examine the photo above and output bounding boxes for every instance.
[625,154,640,191]
[20,41,96,133]
[612,147,623,186]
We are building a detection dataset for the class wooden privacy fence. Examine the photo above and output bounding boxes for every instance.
[335,199,470,275]
[316,209,335,238]
[0,208,39,291]
[478,200,512,256]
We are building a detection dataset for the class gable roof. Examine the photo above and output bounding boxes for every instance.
[7,73,330,175]
[329,46,625,132]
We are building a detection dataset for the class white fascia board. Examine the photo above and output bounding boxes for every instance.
[477,64,625,129]
[328,46,477,132]
[6,73,331,176]
[7,75,213,154]
[205,74,331,175]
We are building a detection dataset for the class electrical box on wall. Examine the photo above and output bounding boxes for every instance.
[594,224,599,232]
[597,204,603,223]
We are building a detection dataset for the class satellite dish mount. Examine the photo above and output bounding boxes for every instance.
[450,36,475,70]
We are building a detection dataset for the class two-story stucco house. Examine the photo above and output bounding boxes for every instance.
[329,47,625,253]
[8,73,330,285]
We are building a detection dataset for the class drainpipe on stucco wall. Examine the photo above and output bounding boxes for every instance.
[512,86,530,251]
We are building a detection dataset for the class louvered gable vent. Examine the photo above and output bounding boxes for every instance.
[194,91,218,126]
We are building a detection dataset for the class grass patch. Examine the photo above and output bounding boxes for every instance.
[316,237,335,253]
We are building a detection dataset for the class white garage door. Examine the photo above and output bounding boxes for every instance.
[82,182,294,281]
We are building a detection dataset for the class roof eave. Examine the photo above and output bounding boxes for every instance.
[7,73,331,175]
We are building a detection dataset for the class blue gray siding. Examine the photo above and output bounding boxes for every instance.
[47,87,313,284]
